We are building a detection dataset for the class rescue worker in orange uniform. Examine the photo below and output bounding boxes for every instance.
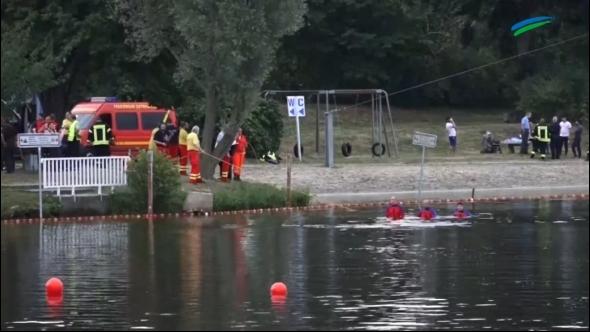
[178,122,189,176]
[385,196,405,220]
[187,125,202,184]
[232,128,248,181]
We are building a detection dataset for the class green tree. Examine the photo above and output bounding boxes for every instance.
[115,0,306,178]
[1,0,184,119]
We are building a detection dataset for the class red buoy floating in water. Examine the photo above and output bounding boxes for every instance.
[45,277,63,297]
[270,282,288,297]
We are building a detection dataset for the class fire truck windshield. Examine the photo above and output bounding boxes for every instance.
[74,113,95,129]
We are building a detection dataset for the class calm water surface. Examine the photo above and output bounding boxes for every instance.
[1,200,588,330]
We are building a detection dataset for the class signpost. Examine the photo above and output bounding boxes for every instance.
[412,131,438,207]
[287,96,305,161]
[17,133,61,222]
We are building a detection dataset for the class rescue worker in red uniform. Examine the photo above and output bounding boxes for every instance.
[187,125,202,184]
[232,128,248,181]
[178,122,189,175]
[417,206,437,221]
[385,196,405,220]
[453,202,471,221]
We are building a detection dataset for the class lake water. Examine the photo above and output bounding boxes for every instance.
[1,200,588,330]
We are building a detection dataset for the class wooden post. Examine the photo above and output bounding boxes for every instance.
[287,155,292,207]
[148,150,154,216]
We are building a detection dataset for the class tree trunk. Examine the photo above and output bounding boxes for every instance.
[201,87,257,179]
[201,85,220,179]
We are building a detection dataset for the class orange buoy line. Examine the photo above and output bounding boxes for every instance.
[1,194,588,224]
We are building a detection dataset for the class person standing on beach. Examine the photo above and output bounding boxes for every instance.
[445,117,457,153]
[559,117,572,157]
[232,128,248,181]
[530,118,550,160]
[572,120,583,158]
[520,112,532,155]
[549,116,561,160]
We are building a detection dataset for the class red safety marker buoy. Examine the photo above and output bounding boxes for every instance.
[45,277,63,297]
[270,282,288,297]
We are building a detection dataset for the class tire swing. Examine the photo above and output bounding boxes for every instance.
[341,142,352,157]
[371,142,386,157]
[293,144,304,158]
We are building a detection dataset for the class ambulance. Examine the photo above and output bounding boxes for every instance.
[70,97,178,156]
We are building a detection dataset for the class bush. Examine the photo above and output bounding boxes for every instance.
[213,182,310,211]
[110,151,187,214]
[243,100,283,158]
[517,69,589,122]
[1,188,61,219]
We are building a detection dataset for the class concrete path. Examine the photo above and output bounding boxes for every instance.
[311,185,589,204]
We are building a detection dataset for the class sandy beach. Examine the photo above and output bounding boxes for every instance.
[244,159,589,194]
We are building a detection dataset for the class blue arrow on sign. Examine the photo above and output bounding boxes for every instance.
[299,109,304,116]
[289,109,295,116]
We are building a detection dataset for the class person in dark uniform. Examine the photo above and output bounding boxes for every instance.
[87,118,113,156]
[530,118,550,160]
[548,116,561,160]
[65,114,80,157]
[572,121,584,159]
[153,123,168,155]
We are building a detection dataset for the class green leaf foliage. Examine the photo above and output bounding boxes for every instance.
[213,182,310,212]
[243,100,283,158]
[110,151,186,214]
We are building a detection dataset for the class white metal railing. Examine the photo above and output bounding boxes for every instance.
[41,156,131,199]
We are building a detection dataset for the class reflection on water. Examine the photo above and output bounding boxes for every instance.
[1,200,589,330]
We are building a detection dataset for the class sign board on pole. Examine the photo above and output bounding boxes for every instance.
[412,131,437,208]
[412,132,437,148]
[287,96,305,161]
[17,133,61,148]
[287,96,306,117]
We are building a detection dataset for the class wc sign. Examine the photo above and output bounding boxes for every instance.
[287,96,305,161]
[287,96,305,117]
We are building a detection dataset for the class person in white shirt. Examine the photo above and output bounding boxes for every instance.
[559,117,572,157]
[445,116,457,153]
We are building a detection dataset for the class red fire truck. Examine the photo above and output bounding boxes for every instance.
[70,97,178,156]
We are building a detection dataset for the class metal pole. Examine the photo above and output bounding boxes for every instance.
[147,150,154,215]
[324,91,333,167]
[287,155,292,207]
[316,94,320,154]
[418,146,426,208]
[383,93,399,157]
[375,94,383,145]
[38,147,43,224]
[371,94,375,144]
[325,112,334,168]
[296,115,302,161]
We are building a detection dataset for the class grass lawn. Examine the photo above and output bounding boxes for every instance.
[0,170,38,185]
[209,181,310,211]
[278,106,588,163]
[1,187,61,219]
